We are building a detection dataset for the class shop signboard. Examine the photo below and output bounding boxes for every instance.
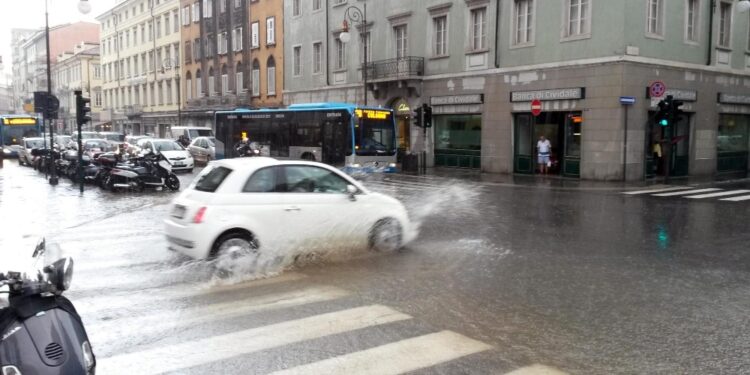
[430,94,484,106]
[718,93,750,105]
[646,88,697,101]
[510,88,585,102]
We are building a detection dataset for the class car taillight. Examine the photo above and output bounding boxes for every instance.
[193,207,207,224]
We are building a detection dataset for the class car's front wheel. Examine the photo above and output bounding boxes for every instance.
[369,219,403,252]
[212,232,260,275]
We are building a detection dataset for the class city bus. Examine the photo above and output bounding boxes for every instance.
[214,103,397,171]
[0,115,43,157]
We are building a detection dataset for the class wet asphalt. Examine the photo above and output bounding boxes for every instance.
[1,160,749,374]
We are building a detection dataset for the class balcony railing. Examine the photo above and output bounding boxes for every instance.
[366,57,424,80]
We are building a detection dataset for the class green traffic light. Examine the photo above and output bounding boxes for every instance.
[659,119,669,126]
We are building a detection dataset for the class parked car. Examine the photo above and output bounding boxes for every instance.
[68,131,99,149]
[2,145,21,158]
[188,136,216,165]
[124,135,152,157]
[138,138,194,172]
[99,131,127,154]
[169,126,214,144]
[163,158,415,271]
[18,137,46,166]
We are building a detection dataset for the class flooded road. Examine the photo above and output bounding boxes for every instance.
[1,160,749,374]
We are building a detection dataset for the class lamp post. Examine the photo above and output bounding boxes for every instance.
[337,2,367,106]
[44,0,91,185]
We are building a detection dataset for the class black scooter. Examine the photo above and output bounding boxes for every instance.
[0,239,95,374]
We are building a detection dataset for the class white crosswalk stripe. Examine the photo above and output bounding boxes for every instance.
[685,190,750,199]
[97,305,412,375]
[269,330,492,375]
[721,194,750,202]
[651,188,722,197]
[622,186,693,195]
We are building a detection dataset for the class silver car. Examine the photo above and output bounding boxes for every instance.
[18,137,46,166]
[187,136,216,165]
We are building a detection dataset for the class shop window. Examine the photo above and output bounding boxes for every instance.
[435,114,482,151]
[718,115,749,153]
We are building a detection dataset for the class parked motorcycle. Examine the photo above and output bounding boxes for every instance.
[104,151,180,192]
[0,239,96,374]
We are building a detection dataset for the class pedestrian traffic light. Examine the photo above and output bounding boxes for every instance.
[413,106,423,128]
[422,104,432,128]
[75,91,91,126]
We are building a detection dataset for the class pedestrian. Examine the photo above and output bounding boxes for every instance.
[652,140,663,174]
[537,135,552,175]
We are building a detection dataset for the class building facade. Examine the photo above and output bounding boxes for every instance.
[284,0,750,181]
[98,0,182,137]
[51,43,103,133]
[10,29,37,114]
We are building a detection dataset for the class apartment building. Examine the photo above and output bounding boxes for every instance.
[98,0,182,137]
[51,43,103,133]
[9,29,37,114]
[284,0,750,181]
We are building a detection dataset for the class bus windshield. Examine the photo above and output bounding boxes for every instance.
[355,114,396,156]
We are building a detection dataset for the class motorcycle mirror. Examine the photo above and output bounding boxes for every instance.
[46,257,74,292]
[32,238,46,258]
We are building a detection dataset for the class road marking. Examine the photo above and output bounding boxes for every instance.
[269,330,492,375]
[720,194,750,202]
[96,305,412,375]
[622,186,693,195]
[87,285,349,344]
[75,272,307,313]
[365,181,428,192]
[685,190,750,199]
[504,364,570,375]
[651,188,721,197]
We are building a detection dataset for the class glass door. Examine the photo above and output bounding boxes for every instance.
[563,113,582,177]
[513,114,533,174]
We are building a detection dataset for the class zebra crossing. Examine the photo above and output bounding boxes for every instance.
[362,174,483,193]
[622,186,750,202]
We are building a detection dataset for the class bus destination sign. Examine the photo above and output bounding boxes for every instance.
[3,117,37,126]
[355,109,391,120]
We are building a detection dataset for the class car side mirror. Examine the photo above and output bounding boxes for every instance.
[347,185,358,201]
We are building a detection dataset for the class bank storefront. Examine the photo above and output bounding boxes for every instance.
[431,94,483,169]
[717,93,750,174]
[511,88,584,178]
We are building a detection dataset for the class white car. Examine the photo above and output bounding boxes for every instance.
[138,138,195,172]
[164,158,415,266]
[18,137,46,166]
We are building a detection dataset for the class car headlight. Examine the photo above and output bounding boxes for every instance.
[389,163,396,168]
[352,163,362,168]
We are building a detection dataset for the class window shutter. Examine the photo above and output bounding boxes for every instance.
[252,23,259,48]
[267,18,275,44]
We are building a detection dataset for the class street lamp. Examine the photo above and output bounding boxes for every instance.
[78,0,91,14]
[337,2,368,106]
[738,0,750,12]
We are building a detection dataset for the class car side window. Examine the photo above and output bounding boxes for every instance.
[282,166,350,194]
[243,166,281,193]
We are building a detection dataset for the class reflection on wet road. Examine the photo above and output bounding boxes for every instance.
[2,160,749,374]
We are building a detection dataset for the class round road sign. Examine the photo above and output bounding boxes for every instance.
[531,99,542,116]
[649,81,667,98]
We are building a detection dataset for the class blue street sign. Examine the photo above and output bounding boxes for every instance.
[620,96,636,105]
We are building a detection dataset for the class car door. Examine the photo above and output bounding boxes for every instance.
[279,165,365,249]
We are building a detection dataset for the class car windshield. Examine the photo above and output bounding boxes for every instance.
[153,141,184,151]
[24,139,45,149]
[100,133,124,142]
[193,166,232,193]
[189,129,214,138]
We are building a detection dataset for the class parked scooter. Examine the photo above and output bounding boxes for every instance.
[104,151,180,192]
[0,239,96,374]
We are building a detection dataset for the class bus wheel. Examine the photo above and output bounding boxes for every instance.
[301,152,315,161]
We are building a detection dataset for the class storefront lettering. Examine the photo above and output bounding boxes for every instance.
[432,104,483,114]
[647,88,697,101]
[510,88,585,102]
[718,93,750,105]
[431,94,484,106]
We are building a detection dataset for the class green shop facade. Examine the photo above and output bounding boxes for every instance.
[431,94,484,169]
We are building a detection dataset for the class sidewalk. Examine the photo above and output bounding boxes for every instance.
[394,167,750,192]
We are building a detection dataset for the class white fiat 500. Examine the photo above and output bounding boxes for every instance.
[164,158,415,263]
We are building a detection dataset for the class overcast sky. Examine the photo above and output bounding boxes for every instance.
[0,0,118,79]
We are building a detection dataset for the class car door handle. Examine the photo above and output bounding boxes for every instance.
[284,206,301,211]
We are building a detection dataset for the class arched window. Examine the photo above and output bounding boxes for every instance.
[235,61,244,93]
[221,64,229,95]
[266,55,276,96]
[185,71,193,100]
[208,67,215,96]
[251,59,260,97]
[195,69,203,97]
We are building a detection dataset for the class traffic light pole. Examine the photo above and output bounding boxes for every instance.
[45,0,58,186]
[421,108,426,174]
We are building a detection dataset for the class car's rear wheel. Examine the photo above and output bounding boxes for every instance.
[369,219,402,252]
[212,232,260,276]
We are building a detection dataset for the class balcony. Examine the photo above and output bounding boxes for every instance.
[124,104,143,116]
[366,57,424,81]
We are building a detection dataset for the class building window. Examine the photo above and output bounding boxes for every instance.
[235,0,241,8]
[251,22,260,48]
[95,92,102,107]
[470,8,487,50]
[203,0,213,18]
[157,82,163,106]
[196,69,203,96]
[267,56,276,95]
[166,80,173,104]
[186,72,193,100]
[218,32,228,54]
[220,0,226,13]
[313,42,322,73]
[182,6,190,26]
[94,64,101,78]
[173,11,179,33]
[293,0,300,16]
[513,0,534,45]
[685,0,700,42]
[647,0,663,36]
[233,27,243,52]
[141,24,146,43]
[156,19,162,38]
[360,32,371,64]
[293,46,302,76]
[266,17,276,45]
[193,39,201,60]
[335,37,346,69]
[565,0,590,37]
[718,1,732,48]
[165,15,170,35]
[394,25,408,59]
[433,15,447,56]
[252,59,260,96]
[208,67,215,96]
[148,21,153,41]
[192,2,200,22]
[184,41,192,64]
[221,65,229,94]
[313,0,321,11]
[236,62,245,92]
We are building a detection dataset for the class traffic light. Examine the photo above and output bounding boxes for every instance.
[413,106,423,128]
[422,104,432,128]
[75,91,91,126]
[670,98,685,124]
[655,96,672,127]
